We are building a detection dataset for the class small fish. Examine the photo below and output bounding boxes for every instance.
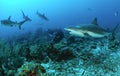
[64,18,119,38]
[36,11,49,21]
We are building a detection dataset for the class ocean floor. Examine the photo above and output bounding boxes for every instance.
[0,28,120,76]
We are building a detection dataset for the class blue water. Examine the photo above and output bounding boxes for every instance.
[0,1,120,75]
[0,0,120,39]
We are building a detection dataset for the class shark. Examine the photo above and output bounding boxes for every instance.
[64,18,119,38]
[1,16,28,30]
[36,11,49,21]
[21,10,32,21]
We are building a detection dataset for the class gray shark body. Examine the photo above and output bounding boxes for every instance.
[1,18,18,26]
[64,18,119,38]
[1,16,28,29]
[36,11,49,21]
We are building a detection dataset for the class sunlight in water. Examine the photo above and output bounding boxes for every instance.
[0,0,50,9]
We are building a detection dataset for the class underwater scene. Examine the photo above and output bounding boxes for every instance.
[0,0,120,76]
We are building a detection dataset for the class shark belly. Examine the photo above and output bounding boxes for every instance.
[69,31,85,37]
[87,31,107,38]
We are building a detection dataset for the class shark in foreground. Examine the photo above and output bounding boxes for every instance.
[36,11,49,21]
[64,18,119,38]
[1,16,28,29]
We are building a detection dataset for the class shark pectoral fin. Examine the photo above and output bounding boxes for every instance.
[18,23,23,30]
[19,25,21,30]
[92,17,98,26]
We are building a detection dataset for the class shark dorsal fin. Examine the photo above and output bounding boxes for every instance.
[92,17,98,26]
[8,16,11,20]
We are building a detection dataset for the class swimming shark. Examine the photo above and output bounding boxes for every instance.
[36,11,49,21]
[21,10,32,21]
[64,18,119,38]
[1,16,28,29]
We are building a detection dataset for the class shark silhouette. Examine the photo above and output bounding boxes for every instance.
[36,11,49,21]
[1,16,28,29]
[64,18,119,38]
[1,11,31,29]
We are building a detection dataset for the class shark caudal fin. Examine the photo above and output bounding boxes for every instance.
[112,24,120,35]
[18,19,27,30]
[21,10,26,19]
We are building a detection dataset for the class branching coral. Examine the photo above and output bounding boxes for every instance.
[15,61,46,76]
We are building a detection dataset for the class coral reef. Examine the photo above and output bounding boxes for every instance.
[46,42,75,62]
[15,61,46,76]
[0,28,120,76]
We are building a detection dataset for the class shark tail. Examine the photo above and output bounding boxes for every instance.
[21,10,25,19]
[24,16,31,21]
[18,20,27,30]
[111,24,120,38]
